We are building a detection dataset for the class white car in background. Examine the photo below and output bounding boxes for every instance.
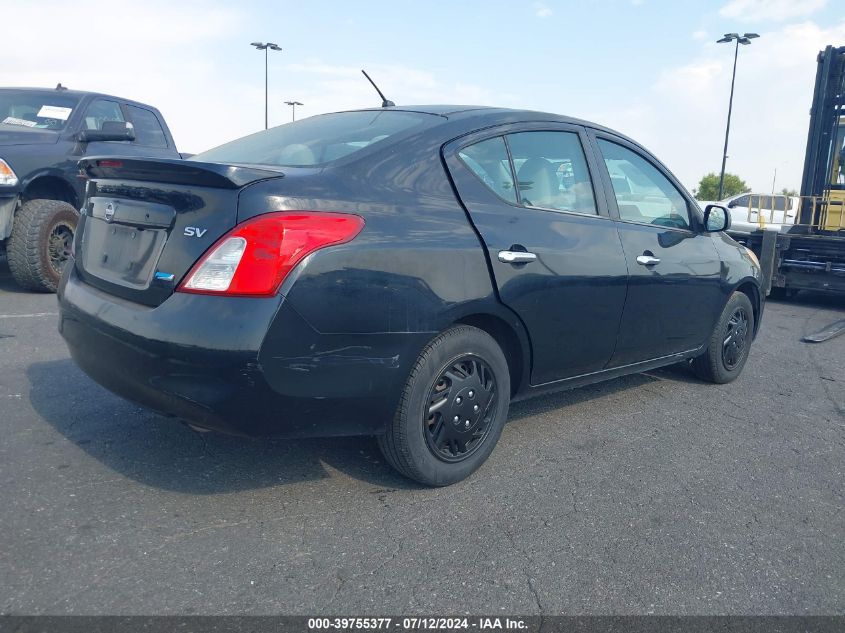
[698,192,799,232]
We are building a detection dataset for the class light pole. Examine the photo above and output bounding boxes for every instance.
[285,100,303,122]
[250,41,282,129]
[716,32,759,200]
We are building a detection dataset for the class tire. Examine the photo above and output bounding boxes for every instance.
[378,325,510,486]
[7,199,79,293]
[692,291,755,384]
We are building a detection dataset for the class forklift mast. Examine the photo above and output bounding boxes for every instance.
[797,45,845,226]
[729,45,845,296]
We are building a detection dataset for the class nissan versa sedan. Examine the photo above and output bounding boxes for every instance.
[58,106,763,486]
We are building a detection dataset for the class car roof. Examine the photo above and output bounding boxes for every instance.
[342,104,638,144]
[338,105,690,196]
[0,87,159,111]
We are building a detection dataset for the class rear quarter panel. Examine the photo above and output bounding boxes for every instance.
[238,131,500,335]
[238,130,529,414]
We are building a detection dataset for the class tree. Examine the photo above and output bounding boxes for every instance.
[693,172,750,200]
[780,187,798,197]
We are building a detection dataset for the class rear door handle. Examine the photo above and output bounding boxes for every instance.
[498,250,537,264]
[636,255,661,266]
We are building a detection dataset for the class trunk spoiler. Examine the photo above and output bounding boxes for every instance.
[79,157,284,189]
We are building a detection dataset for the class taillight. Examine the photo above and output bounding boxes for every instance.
[177,212,364,297]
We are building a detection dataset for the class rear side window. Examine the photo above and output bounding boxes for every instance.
[458,137,517,204]
[507,131,597,215]
[127,105,168,148]
[748,195,769,210]
[737,195,790,212]
[597,139,691,230]
[192,110,432,167]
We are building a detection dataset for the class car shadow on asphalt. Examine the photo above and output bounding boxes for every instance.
[27,358,425,492]
[506,361,700,424]
[27,358,699,494]
[767,290,845,311]
[0,261,35,295]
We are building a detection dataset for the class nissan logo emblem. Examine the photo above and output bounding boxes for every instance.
[104,202,116,222]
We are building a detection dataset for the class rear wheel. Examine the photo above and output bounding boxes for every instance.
[7,199,78,292]
[377,325,510,486]
[692,291,755,384]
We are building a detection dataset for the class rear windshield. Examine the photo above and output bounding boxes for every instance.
[192,110,432,167]
[0,90,80,131]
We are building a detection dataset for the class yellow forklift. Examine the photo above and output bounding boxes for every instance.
[815,115,845,229]
[730,45,845,296]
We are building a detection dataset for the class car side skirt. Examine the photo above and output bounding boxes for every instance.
[515,348,703,402]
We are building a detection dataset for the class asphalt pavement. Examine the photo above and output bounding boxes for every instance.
[0,259,842,615]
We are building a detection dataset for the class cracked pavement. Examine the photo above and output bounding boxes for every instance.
[0,259,843,614]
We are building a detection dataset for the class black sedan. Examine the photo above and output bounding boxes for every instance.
[58,106,762,486]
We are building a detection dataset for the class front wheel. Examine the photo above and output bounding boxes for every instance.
[378,326,510,486]
[692,291,755,384]
[7,199,79,292]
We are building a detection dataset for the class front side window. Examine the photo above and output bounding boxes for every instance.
[507,131,597,215]
[458,136,517,204]
[598,139,691,230]
[84,99,125,131]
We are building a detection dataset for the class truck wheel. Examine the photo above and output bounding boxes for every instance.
[378,325,510,487]
[692,291,755,384]
[7,199,78,293]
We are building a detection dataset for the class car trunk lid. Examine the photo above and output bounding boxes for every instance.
[75,157,284,306]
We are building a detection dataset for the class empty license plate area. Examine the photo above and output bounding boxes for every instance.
[81,218,167,289]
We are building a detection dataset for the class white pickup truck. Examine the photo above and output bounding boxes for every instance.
[697,192,799,232]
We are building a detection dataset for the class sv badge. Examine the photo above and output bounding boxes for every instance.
[184,227,208,238]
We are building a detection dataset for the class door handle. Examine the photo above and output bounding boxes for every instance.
[636,255,661,266]
[498,250,537,264]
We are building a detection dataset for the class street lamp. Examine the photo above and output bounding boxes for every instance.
[250,41,282,130]
[716,32,759,200]
[285,100,303,122]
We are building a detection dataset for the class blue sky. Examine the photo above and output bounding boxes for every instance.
[5,0,845,193]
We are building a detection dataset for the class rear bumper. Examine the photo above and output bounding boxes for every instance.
[58,264,428,438]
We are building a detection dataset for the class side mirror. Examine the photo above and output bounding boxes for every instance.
[77,121,135,143]
[704,204,731,232]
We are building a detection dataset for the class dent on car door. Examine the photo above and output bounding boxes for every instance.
[444,127,628,385]
[592,135,724,366]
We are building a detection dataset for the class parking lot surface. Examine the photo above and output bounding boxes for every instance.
[0,259,842,615]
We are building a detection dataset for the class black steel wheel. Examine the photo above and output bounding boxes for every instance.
[424,355,499,462]
[721,306,749,370]
[378,325,510,486]
[692,291,755,384]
